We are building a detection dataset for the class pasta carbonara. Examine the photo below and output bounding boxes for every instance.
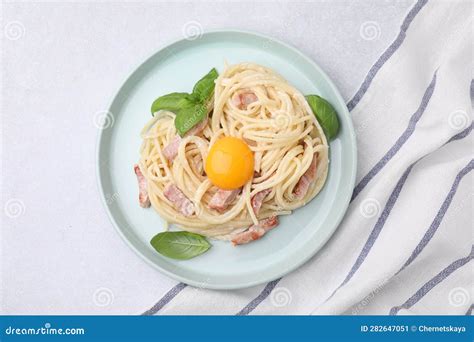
[137,62,329,244]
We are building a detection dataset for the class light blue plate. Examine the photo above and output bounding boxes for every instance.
[97,30,357,289]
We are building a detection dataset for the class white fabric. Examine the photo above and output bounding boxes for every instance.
[157,0,473,315]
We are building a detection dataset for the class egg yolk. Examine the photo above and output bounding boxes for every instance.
[205,137,254,190]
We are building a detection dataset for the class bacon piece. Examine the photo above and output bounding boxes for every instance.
[191,157,204,176]
[243,137,257,147]
[208,189,241,211]
[232,90,258,110]
[187,116,208,136]
[134,164,151,208]
[251,188,271,215]
[162,117,209,162]
[162,136,181,162]
[163,183,195,217]
[293,153,318,199]
[231,216,279,245]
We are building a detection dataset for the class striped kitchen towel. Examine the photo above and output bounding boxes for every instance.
[143,0,473,315]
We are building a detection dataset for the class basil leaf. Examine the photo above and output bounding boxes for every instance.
[151,92,193,115]
[191,68,218,102]
[149,69,218,135]
[150,231,211,260]
[175,103,208,136]
[305,95,340,140]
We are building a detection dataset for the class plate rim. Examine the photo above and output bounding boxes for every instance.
[96,29,357,289]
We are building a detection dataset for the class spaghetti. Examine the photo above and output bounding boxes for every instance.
[138,63,329,241]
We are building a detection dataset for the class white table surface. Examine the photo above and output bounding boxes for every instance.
[1,0,414,314]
